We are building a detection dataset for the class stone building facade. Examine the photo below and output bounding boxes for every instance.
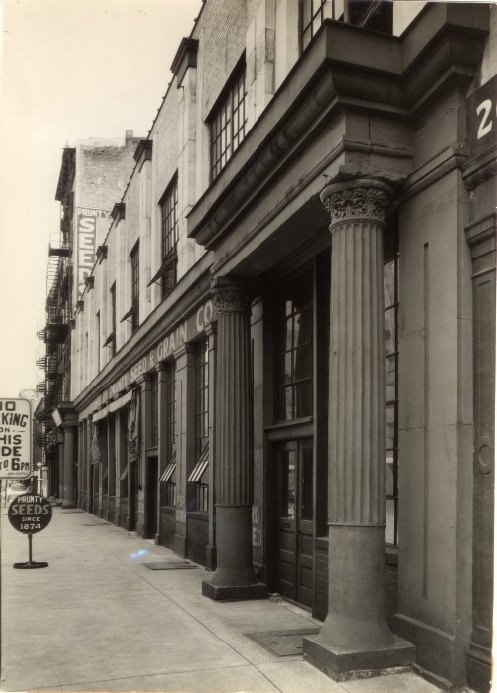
[47,2,496,690]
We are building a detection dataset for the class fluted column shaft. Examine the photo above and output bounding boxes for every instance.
[305,179,413,677]
[214,284,253,507]
[202,277,265,600]
[328,202,386,526]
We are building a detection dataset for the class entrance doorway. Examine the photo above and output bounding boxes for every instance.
[272,438,314,609]
[145,456,158,539]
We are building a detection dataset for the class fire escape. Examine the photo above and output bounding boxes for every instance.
[36,148,75,488]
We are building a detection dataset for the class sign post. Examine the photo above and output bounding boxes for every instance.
[8,494,52,568]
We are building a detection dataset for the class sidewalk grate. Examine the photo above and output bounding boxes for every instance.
[245,627,320,657]
[61,510,84,513]
[82,521,110,526]
[143,561,197,570]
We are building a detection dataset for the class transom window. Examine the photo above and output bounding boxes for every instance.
[210,61,247,181]
[274,272,313,422]
[160,177,178,299]
[130,242,139,334]
[384,222,399,546]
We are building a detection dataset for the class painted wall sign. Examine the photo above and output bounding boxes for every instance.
[105,299,215,401]
[0,399,32,479]
[76,208,112,299]
[8,494,52,534]
[467,74,497,155]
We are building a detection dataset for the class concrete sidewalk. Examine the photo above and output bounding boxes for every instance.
[1,506,440,693]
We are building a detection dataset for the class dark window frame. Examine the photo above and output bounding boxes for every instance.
[192,340,209,512]
[274,272,314,423]
[209,59,247,181]
[130,242,140,333]
[160,176,179,299]
[300,0,327,52]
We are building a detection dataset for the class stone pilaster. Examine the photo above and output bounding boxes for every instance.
[155,362,169,545]
[303,178,414,679]
[62,421,77,508]
[202,277,266,601]
[173,343,196,558]
[136,373,152,538]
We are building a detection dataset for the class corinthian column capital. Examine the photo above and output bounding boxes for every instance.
[211,276,253,314]
[320,178,392,229]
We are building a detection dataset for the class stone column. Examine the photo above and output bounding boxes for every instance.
[202,276,266,601]
[205,322,217,570]
[62,419,77,508]
[303,178,414,679]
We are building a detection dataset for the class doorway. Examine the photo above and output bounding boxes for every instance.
[145,456,158,539]
[272,438,314,609]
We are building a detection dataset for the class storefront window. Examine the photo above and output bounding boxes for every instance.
[189,340,209,512]
[160,363,176,508]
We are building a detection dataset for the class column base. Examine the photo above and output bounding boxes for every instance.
[303,634,415,682]
[202,580,267,602]
[154,533,161,545]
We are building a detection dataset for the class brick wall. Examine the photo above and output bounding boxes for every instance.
[197,0,247,120]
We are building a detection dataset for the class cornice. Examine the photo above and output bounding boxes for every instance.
[465,213,496,260]
[133,139,152,171]
[96,245,108,263]
[462,143,497,191]
[111,202,126,222]
[170,37,198,87]
[187,4,488,250]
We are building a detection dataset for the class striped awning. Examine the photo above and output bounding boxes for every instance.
[188,444,209,483]
[119,464,129,481]
[160,462,176,483]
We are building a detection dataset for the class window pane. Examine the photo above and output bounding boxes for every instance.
[385,404,395,451]
[386,499,395,544]
[301,446,313,520]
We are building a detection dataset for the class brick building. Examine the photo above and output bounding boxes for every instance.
[45,2,495,690]
[37,133,141,505]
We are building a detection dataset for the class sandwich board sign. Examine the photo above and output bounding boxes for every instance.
[0,398,32,479]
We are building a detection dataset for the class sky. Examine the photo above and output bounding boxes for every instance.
[0,0,202,399]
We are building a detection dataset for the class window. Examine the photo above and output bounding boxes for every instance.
[110,283,116,356]
[150,373,158,447]
[130,242,139,333]
[210,60,247,180]
[96,311,101,372]
[189,340,209,512]
[160,363,176,508]
[160,177,179,299]
[347,0,392,33]
[274,272,313,422]
[384,223,399,546]
[300,0,327,51]
[104,283,117,356]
